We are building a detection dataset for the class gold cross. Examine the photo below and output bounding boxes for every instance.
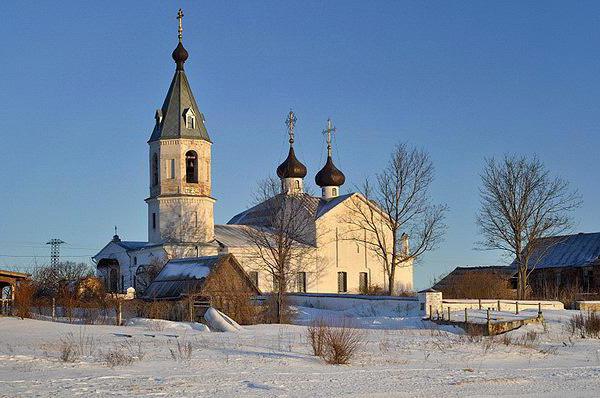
[177,9,184,42]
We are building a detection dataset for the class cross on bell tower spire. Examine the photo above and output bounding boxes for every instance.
[177,9,184,42]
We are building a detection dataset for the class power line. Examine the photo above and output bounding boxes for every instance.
[0,254,93,258]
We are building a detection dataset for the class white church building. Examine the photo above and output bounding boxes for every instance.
[93,12,413,296]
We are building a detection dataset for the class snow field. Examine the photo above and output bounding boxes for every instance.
[1,307,600,396]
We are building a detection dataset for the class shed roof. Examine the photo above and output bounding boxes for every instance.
[513,232,600,270]
[143,256,220,300]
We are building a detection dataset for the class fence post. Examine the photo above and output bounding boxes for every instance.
[515,301,519,315]
[52,298,56,321]
[497,299,501,311]
[436,309,439,320]
[478,298,482,310]
[189,298,194,322]
[447,307,451,322]
[117,300,122,326]
[464,308,468,323]
[487,308,491,323]
[538,302,542,318]
[429,304,432,320]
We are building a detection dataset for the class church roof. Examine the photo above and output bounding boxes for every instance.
[227,192,354,227]
[148,40,211,143]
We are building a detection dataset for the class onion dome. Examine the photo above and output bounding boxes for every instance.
[315,155,345,187]
[172,42,189,70]
[277,147,307,179]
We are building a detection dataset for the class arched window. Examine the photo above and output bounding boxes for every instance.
[152,153,159,186]
[185,150,198,183]
[332,187,338,196]
[187,115,195,129]
[295,180,300,190]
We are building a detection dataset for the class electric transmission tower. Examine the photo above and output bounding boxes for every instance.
[46,238,65,267]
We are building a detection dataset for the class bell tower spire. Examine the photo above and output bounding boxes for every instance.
[146,9,216,251]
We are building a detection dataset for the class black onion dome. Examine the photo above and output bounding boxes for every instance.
[172,42,189,70]
[315,156,345,187]
[277,147,307,179]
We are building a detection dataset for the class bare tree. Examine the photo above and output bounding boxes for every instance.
[476,155,581,299]
[241,177,318,323]
[32,261,95,298]
[345,143,447,295]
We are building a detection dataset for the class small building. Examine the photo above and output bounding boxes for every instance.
[0,269,30,300]
[432,266,517,299]
[142,254,260,323]
[522,232,600,297]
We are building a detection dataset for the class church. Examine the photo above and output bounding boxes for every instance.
[93,11,413,296]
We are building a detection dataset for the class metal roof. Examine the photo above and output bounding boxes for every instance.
[142,256,221,300]
[148,65,210,143]
[512,232,600,270]
[227,192,354,226]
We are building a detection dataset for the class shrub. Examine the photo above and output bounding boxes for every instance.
[321,321,364,365]
[569,311,600,338]
[307,319,364,365]
[169,337,193,362]
[259,294,293,324]
[103,346,135,367]
[58,329,97,362]
[307,319,327,357]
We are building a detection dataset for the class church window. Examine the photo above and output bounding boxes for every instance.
[249,271,259,289]
[184,108,196,129]
[152,213,156,229]
[295,180,300,190]
[133,257,137,266]
[337,272,347,293]
[152,154,159,186]
[332,187,338,196]
[297,272,307,293]
[185,150,198,183]
[169,159,175,179]
[359,272,368,294]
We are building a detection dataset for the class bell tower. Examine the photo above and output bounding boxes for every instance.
[146,9,215,247]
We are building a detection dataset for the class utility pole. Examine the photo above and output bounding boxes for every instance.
[46,238,65,267]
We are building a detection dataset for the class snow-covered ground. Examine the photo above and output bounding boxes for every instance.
[1,306,600,397]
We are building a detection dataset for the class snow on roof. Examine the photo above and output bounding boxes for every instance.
[214,224,256,247]
[142,256,221,299]
[116,241,151,251]
[512,232,600,270]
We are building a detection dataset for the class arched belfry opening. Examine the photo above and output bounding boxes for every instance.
[186,150,198,183]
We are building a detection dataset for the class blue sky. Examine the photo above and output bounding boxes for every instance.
[1,1,599,289]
